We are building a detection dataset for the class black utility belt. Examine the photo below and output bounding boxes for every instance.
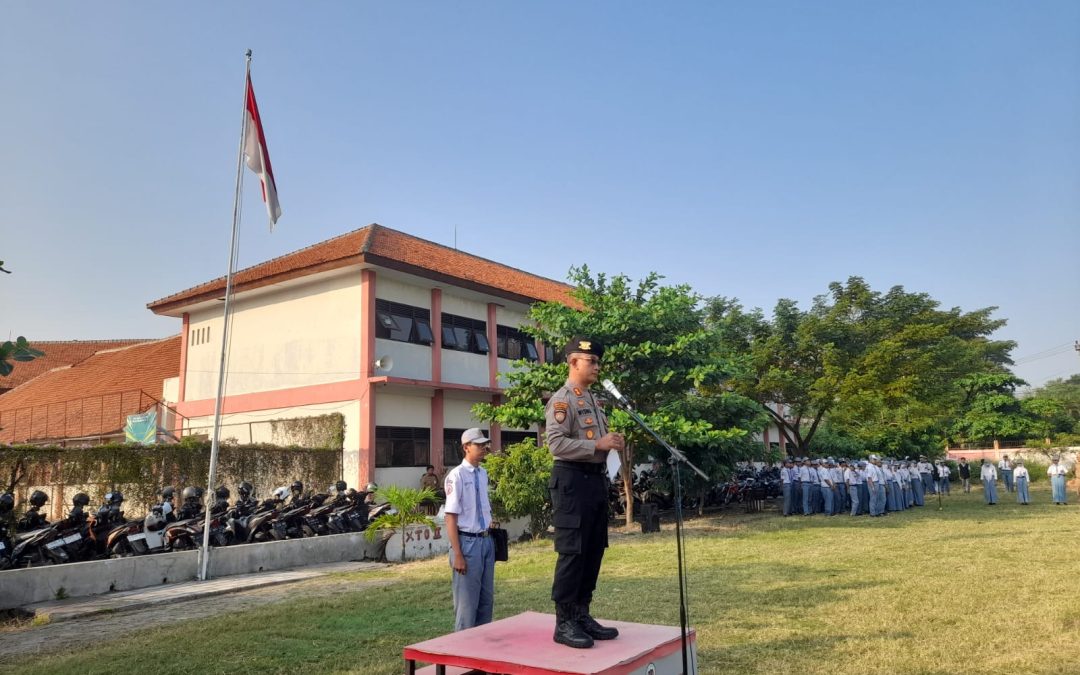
[458,530,489,538]
[554,460,606,475]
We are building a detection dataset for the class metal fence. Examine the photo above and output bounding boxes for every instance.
[0,390,185,446]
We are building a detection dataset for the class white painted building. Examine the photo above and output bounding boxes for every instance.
[148,225,571,489]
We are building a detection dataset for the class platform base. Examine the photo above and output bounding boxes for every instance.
[404,611,697,675]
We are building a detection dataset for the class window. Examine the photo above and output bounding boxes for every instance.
[496,326,539,361]
[375,299,433,345]
[443,428,465,467]
[375,426,431,467]
[441,313,488,354]
[501,430,538,447]
[444,427,492,466]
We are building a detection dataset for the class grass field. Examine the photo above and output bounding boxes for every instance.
[9,483,1080,674]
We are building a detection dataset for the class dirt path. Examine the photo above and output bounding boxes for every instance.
[0,574,392,661]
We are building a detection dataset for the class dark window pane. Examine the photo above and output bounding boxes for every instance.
[414,320,434,344]
[375,439,392,467]
[389,315,413,342]
[442,325,457,347]
[524,342,538,361]
[474,333,490,354]
[453,326,471,351]
[497,334,508,358]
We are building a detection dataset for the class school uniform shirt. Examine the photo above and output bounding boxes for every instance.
[917,462,933,475]
[798,465,812,483]
[443,460,493,534]
[939,465,951,479]
[781,467,794,484]
[980,464,997,481]
[882,466,894,483]
[1013,466,1030,481]
[998,459,1012,472]
[843,468,858,486]
[817,467,833,486]
[1048,464,1068,478]
[831,467,845,485]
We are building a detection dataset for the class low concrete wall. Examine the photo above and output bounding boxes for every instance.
[0,532,384,609]
[383,515,530,563]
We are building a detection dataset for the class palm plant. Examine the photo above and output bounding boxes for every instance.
[364,484,438,561]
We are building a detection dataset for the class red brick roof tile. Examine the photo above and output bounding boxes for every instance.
[0,339,151,393]
[147,224,577,314]
[0,337,181,443]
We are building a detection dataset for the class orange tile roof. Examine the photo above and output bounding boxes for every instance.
[0,339,150,393]
[0,337,181,443]
[147,224,578,314]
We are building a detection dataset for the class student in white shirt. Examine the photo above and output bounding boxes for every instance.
[444,428,495,631]
[844,462,861,516]
[980,459,998,505]
[936,462,951,495]
[998,455,1014,493]
[1048,456,1068,505]
[817,461,835,516]
[781,458,796,516]
[1013,460,1031,505]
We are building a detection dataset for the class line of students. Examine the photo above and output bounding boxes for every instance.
[779,455,940,517]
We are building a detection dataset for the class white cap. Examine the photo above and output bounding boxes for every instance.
[461,428,490,445]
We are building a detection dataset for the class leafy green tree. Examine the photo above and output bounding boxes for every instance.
[0,336,44,378]
[1026,375,1080,434]
[476,267,766,525]
[949,373,1030,446]
[1020,396,1074,444]
[484,438,553,538]
[364,484,437,561]
[0,261,44,378]
[708,277,1015,456]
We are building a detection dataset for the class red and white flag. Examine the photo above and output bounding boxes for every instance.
[243,74,281,228]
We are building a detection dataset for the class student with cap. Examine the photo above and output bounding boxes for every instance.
[857,461,870,515]
[545,336,624,648]
[936,461,951,496]
[444,428,495,631]
[911,458,927,506]
[844,460,861,516]
[799,458,814,516]
[918,456,935,495]
[817,459,835,516]
[1048,456,1068,505]
[831,459,846,514]
[980,459,998,505]
[1014,459,1031,505]
[781,457,796,516]
[998,455,1014,493]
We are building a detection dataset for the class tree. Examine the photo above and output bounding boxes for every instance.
[475,267,766,526]
[949,373,1030,446]
[364,485,437,561]
[1026,375,1080,434]
[708,277,1016,456]
[483,437,553,538]
[0,260,44,378]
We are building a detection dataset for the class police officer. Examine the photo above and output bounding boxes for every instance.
[546,336,625,649]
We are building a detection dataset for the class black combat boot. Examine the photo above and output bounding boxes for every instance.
[575,603,619,640]
[553,602,594,648]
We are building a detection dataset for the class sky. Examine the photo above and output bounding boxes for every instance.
[2,2,1077,389]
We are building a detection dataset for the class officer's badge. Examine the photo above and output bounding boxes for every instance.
[586,429,595,440]
[585,417,594,425]
[577,398,587,407]
[578,340,591,351]
[446,483,453,495]
[573,387,582,396]
[553,401,568,424]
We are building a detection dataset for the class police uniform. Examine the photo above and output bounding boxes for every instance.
[546,337,619,649]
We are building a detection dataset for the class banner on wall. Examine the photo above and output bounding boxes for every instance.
[124,410,158,445]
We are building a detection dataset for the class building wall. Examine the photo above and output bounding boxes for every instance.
[373,338,431,381]
[184,271,362,400]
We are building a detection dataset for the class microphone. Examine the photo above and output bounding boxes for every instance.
[601,379,630,407]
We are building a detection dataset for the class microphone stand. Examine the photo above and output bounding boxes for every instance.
[606,393,705,675]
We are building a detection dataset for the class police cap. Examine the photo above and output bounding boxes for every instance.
[564,336,604,359]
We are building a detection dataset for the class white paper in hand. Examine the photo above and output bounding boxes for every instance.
[607,449,622,481]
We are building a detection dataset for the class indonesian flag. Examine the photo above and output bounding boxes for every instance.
[243,74,281,228]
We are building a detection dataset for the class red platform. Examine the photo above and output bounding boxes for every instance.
[404,611,697,675]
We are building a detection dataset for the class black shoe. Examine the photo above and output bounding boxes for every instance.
[576,610,619,640]
[554,619,594,648]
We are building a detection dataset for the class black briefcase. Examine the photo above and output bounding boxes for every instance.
[490,527,509,562]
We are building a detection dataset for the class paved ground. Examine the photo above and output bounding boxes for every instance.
[0,560,389,661]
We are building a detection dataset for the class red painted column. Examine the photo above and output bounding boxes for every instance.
[430,288,444,474]
[431,390,445,474]
[431,289,442,383]
[359,269,377,488]
[175,312,190,437]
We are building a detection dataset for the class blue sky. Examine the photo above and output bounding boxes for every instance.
[2,2,1077,388]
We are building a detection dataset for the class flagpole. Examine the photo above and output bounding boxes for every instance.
[198,49,253,582]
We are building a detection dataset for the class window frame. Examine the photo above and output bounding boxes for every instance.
[375,299,433,346]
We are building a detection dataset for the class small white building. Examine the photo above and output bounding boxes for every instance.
[148,224,572,489]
